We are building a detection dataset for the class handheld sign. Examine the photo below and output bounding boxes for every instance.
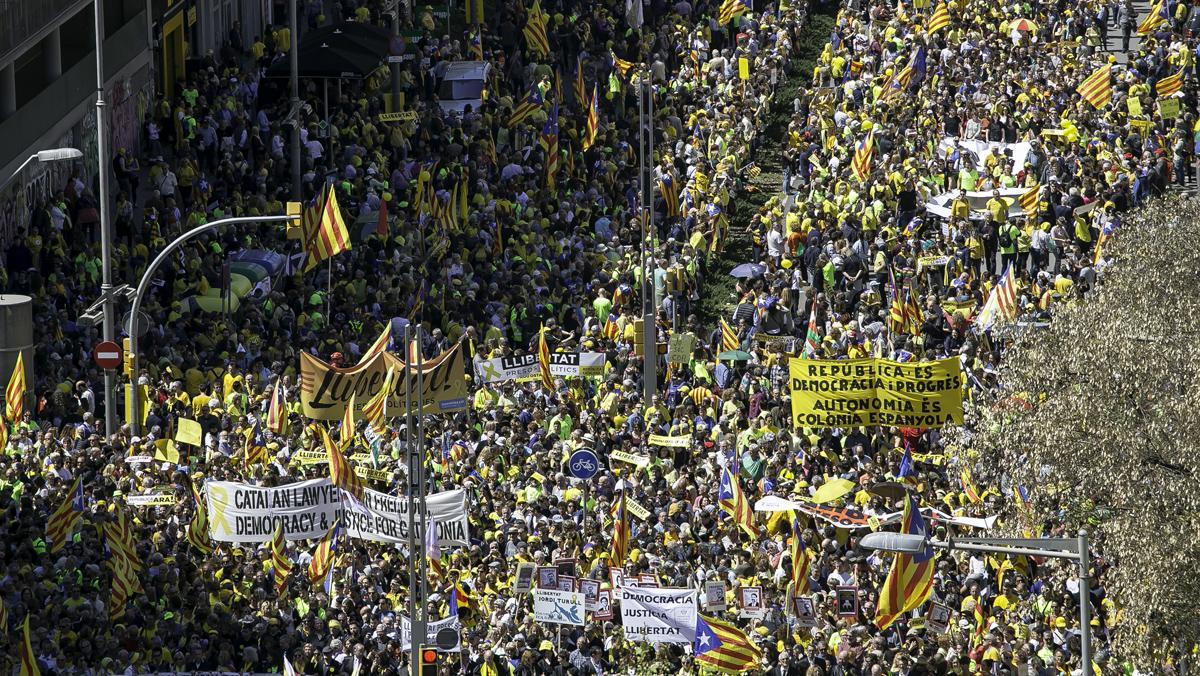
[567,448,600,480]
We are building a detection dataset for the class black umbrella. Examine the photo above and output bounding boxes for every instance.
[265,23,387,80]
[303,22,391,59]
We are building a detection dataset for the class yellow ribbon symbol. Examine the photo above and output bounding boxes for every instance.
[207,483,231,536]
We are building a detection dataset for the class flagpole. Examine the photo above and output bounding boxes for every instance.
[326,256,332,323]
[414,326,429,656]
[404,324,418,676]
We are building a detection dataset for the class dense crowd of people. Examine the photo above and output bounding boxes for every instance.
[1,0,1196,672]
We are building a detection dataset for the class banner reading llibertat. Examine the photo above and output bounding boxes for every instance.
[788,357,963,429]
[299,342,468,420]
[474,352,606,383]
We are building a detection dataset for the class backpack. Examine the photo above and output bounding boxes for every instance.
[998,226,1013,249]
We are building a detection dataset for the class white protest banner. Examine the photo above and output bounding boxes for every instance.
[206,479,469,545]
[533,588,586,626]
[400,615,462,652]
[475,352,606,383]
[548,352,606,377]
[205,479,343,543]
[126,492,178,507]
[342,488,469,547]
[620,587,697,644]
[475,354,539,383]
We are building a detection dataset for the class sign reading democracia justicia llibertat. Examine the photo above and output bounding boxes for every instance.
[788,357,963,429]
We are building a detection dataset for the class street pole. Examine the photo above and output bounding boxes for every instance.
[126,216,296,434]
[290,0,302,200]
[404,324,418,676]
[413,328,429,661]
[1078,530,1091,674]
[94,0,118,437]
[390,0,402,113]
[638,78,657,403]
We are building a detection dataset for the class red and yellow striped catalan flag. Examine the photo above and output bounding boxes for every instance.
[271,522,294,597]
[719,318,740,353]
[538,325,554,390]
[1019,184,1041,215]
[357,322,392,366]
[927,2,951,33]
[610,492,631,565]
[718,0,749,25]
[187,479,212,555]
[362,366,395,434]
[851,128,875,182]
[584,85,600,151]
[574,58,587,108]
[19,615,40,676]
[307,519,340,585]
[611,52,636,79]
[45,477,84,552]
[1137,0,1168,34]
[789,513,811,599]
[1156,69,1183,97]
[320,423,364,502]
[1076,64,1112,109]
[302,184,352,272]
[5,350,26,422]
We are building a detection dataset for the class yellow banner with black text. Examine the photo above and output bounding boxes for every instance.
[299,343,468,420]
[788,357,963,429]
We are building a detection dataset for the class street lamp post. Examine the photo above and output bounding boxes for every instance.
[4,149,84,187]
[860,531,1092,672]
[94,0,120,438]
[126,215,296,434]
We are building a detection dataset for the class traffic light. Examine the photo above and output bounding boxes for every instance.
[419,646,439,675]
[122,338,132,376]
[632,319,645,356]
[286,201,304,240]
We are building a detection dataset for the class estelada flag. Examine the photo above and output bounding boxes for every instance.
[266,380,288,435]
[874,493,936,629]
[302,184,352,272]
[694,614,761,673]
[1076,64,1112,109]
[522,0,550,57]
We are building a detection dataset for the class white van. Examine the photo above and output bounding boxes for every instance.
[437,61,492,115]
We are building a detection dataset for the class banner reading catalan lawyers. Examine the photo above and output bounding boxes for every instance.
[789,357,963,429]
[299,342,468,421]
[205,479,469,545]
[205,478,343,543]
